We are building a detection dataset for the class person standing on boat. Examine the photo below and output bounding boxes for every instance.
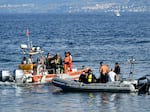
[68,52,72,72]
[46,53,52,68]
[28,54,33,64]
[45,53,55,74]
[108,69,117,82]
[114,62,120,75]
[38,55,45,65]
[54,53,63,74]
[21,56,27,64]
[63,52,71,73]
[99,62,109,83]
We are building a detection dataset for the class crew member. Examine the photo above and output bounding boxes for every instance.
[87,69,97,83]
[63,52,71,73]
[108,69,117,82]
[79,71,87,83]
[28,55,33,64]
[68,52,72,72]
[99,62,109,83]
[114,62,120,75]
[21,56,27,64]
[54,53,63,73]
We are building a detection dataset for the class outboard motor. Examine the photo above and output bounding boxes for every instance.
[14,70,25,83]
[137,75,150,94]
[0,70,14,82]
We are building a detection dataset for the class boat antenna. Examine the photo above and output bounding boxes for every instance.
[128,56,136,78]
[26,28,32,50]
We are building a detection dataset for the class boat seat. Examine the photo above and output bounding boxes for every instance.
[18,64,35,70]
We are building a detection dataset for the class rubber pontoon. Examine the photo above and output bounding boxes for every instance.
[52,77,139,93]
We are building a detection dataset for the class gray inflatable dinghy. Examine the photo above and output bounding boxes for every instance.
[52,77,138,93]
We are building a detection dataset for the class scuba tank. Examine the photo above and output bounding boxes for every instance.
[88,74,92,83]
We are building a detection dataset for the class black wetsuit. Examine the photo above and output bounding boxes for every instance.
[114,66,120,75]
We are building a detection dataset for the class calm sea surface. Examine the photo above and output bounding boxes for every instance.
[0,13,150,112]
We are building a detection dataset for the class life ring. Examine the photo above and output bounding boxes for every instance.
[37,64,46,75]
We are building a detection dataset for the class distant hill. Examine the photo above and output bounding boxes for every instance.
[0,0,150,13]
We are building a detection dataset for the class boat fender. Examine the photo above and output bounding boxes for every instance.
[37,64,46,75]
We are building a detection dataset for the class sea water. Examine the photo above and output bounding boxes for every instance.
[0,13,150,112]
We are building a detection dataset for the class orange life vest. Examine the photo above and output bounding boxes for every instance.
[64,56,71,73]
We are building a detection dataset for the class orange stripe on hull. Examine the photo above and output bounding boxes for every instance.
[45,74,56,78]
[31,68,88,83]
[32,74,56,82]
[69,69,86,76]
[32,75,42,82]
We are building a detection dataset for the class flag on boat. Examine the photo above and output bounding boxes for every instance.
[26,29,29,37]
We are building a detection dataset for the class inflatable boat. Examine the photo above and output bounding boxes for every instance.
[0,37,89,85]
[52,77,138,93]
[0,66,89,85]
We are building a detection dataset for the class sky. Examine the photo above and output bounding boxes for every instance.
[0,0,149,13]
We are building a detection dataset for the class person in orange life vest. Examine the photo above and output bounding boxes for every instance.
[63,52,71,73]
[68,52,72,72]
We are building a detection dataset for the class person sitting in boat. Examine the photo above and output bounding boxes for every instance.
[99,62,109,83]
[87,69,97,83]
[79,69,97,83]
[79,71,88,83]
[21,56,27,64]
[53,53,63,74]
[108,69,118,82]
[63,52,72,73]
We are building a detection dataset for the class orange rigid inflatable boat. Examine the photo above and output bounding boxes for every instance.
[0,30,90,84]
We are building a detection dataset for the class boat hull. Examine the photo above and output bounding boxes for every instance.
[31,69,85,83]
[17,63,89,83]
[52,77,137,93]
